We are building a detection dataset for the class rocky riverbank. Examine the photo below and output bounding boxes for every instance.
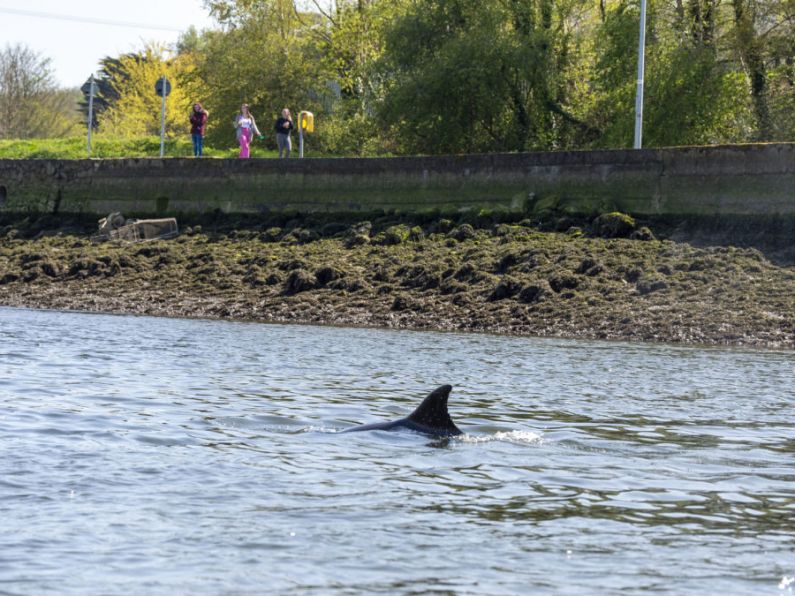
[1,213,793,348]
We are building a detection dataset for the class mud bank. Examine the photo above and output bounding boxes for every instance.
[1,214,793,348]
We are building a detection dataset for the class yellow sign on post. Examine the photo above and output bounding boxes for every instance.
[298,111,314,157]
[300,111,314,133]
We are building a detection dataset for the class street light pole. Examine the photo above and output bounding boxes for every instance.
[633,0,647,149]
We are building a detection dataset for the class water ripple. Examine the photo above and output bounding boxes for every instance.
[1,306,793,595]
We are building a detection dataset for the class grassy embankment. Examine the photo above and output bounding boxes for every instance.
[0,212,793,348]
[0,136,278,159]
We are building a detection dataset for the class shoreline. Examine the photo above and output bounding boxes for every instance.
[5,304,794,355]
[1,215,793,349]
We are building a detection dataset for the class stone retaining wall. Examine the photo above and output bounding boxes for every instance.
[0,143,793,217]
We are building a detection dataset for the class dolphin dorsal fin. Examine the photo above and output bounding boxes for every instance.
[407,384,461,435]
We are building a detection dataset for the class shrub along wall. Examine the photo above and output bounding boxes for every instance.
[0,143,793,218]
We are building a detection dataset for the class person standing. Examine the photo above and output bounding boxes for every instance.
[274,108,294,158]
[234,103,261,159]
[189,103,209,157]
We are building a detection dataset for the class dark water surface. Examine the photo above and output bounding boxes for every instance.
[1,307,794,595]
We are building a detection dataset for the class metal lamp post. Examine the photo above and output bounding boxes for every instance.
[633,0,648,149]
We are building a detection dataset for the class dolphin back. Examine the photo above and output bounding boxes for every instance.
[343,385,462,436]
[406,384,462,436]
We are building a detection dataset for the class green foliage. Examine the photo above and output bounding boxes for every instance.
[5,0,795,155]
[377,0,597,154]
[768,66,795,140]
[589,0,753,148]
[194,0,327,149]
[96,44,201,138]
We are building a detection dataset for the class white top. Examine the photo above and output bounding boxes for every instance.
[235,114,260,138]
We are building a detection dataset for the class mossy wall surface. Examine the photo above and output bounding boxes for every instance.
[1,143,793,217]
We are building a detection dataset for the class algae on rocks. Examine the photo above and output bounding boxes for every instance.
[592,212,636,238]
[0,212,793,348]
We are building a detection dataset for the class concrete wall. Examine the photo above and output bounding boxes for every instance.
[1,143,793,217]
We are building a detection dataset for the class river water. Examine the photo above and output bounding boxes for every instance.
[1,307,793,594]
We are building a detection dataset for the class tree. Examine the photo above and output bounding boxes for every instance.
[729,0,795,140]
[572,0,754,148]
[186,0,790,154]
[375,0,598,154]
[196,0,328,148]
[95,43,201,138]
[307,0,409,154]
[0,44,81,139]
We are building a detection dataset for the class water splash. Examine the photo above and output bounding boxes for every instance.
[462,429,543,445]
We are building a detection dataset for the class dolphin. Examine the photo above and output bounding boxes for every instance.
[342,384,462,437]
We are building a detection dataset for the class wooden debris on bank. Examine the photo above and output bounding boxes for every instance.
[93,213,179,243]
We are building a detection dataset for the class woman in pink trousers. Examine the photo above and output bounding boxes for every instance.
[233,103,261,158]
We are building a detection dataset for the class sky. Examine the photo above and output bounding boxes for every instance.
[0,0,217,88]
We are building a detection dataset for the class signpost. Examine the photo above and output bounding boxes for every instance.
[155,76,172,158]
[81,76,98,157]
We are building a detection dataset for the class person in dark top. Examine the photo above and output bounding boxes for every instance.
[189,103,209,157]
[274,108,294,158]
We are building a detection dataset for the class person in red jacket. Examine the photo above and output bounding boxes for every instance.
[189,103,209,157]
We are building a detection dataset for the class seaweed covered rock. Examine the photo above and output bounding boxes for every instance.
[492,224,508,237]
[67,258,106,277]
[387,224,411,244]
[624,266,644,283]
[408,226,425,242]
[518,280,553,304]
[348,221,372,236]
[40,262,60,278]
[278,258,308,271]
[433,219,454,234]
[260,227,282,243]
[284,269,317,294]
[345,221,372,248]
[637,278,668,295]
[448,224,477,242]
[488,276,523,301]
[375,224,411,245]
[496,252,521,273]
[391,294,414,311]
[345,233,370,248]
[315,266,344,286]
[282,227,317,244]
[592,212,636,238]
[453,262,478,281]
[575,257,603,276]
[265,272,282,285]
[548,272,580,293]
[398,264,441,290]
[630,226,655,241]
[440,278,467,295]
